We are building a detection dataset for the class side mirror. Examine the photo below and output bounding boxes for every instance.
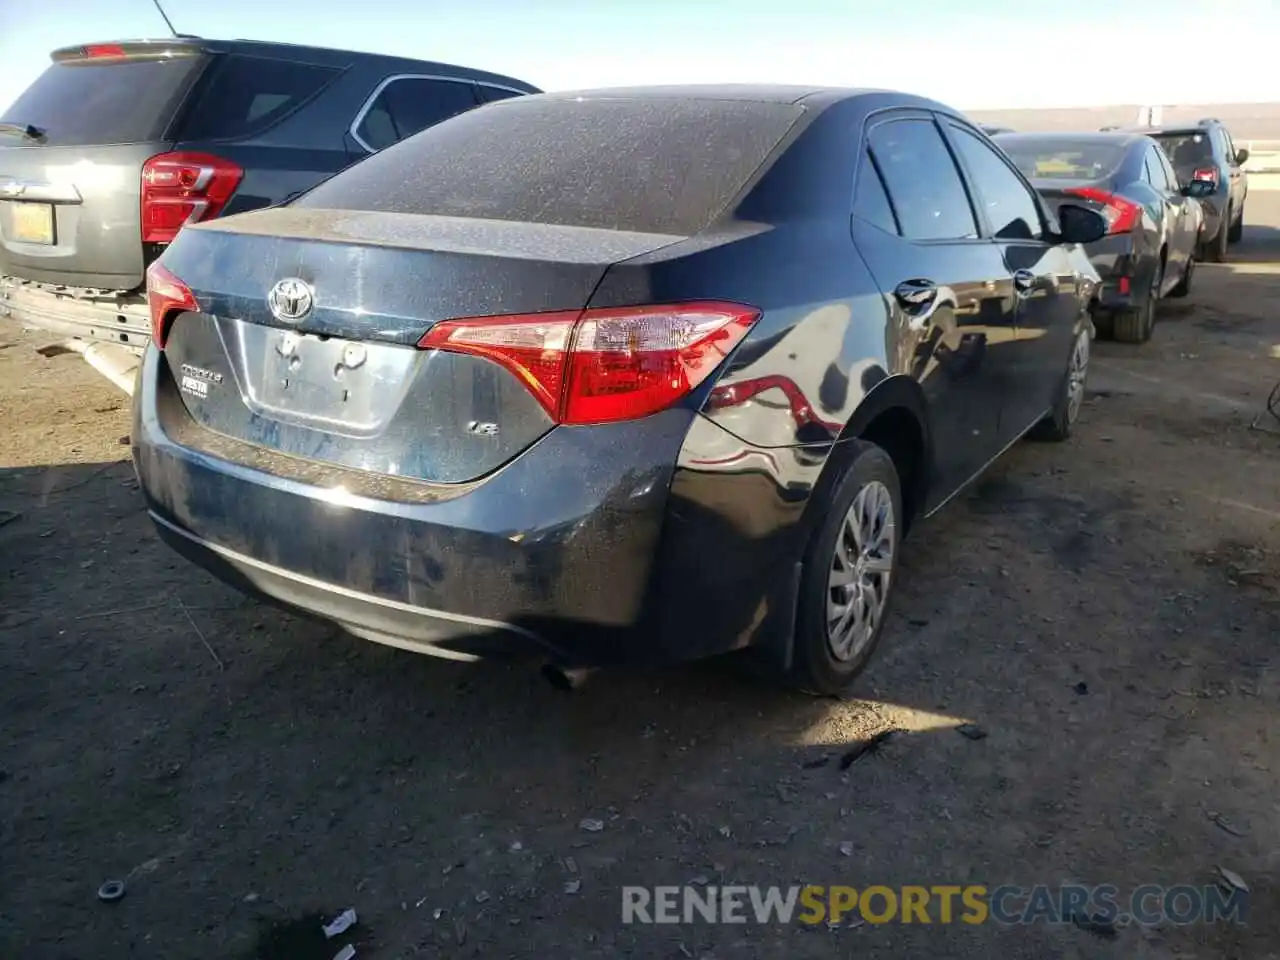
[1236,147,1250,165]
[1055,204,1107,245]
[1181,179,1215,199]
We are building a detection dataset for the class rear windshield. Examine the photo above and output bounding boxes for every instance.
[1152,132,1214,171]
[0,57,205,147]
[175,54,342,141]
[998,139,1127,180]
[294,97,805,235]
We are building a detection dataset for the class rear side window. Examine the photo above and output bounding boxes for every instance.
[1145,146,1174,191]
[176,55,341,141]
[477,85,524,104]
[853,152,898,234]
[298,97,804,236]
[354,78,480,153]
[1221,128,1239,163]
[1213,127,1234,162]
[867,119,977,241]
[948,125,1042,240]
[0,57,205,146]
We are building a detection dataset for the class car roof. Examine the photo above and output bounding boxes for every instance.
[1119,124,1214,136]
[996,131,1148,147]
[51,37,540,92]
[537,83,829,104]
[526,84,966,115]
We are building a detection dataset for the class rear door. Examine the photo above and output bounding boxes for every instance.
[851,112,1015,506]
[1218,126,1247,213]
[0,44,208,289]
[942,119,1079,443]
[1146,144,1194,281]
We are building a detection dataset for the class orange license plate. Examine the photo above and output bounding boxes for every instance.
[10,202,54,244]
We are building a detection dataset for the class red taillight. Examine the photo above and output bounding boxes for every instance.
[83,44,127,58]
[418,302,760,425]
[146,261,198,349]
[1063,186,1142,235]
[141,152,244,244]
[1192,166,1220,188]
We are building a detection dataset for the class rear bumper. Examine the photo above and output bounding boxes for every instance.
[1083,235,1144,311]
[0,275,149,352]
[132,345,812,667]
[149,511,556,661]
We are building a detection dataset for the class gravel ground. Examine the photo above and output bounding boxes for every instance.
[2,198,1280,960]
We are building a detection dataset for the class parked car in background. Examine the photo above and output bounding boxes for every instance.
[0,37,538,366]
[133,86,1106,695]
[1118,118,1248,262]
[996,131,1207,344]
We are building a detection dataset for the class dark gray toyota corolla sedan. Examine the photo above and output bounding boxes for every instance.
[132,85,1106,695]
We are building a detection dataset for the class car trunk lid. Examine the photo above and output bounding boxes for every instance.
[0,42,208,290]
[156,207,684,484]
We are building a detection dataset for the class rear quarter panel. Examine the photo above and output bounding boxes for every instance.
[592,221,894,451]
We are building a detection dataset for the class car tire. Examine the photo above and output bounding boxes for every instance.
[1091,310,1114,341]
[786,441,902,696]
[1113,259,1161,343]
[1206,210,1230,262]
[1167,255,1194,298]
[1228,206,1244,243]
[1029,325,1089,443]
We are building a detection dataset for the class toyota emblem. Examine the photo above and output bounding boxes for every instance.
[267,277,314,323]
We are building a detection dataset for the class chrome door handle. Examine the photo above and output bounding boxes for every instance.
[894,278,937,307]
[1013,269,1039,293]
[894,278,940,331]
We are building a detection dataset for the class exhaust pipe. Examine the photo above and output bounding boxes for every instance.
[542,663,595,691]
[57,340,139,396]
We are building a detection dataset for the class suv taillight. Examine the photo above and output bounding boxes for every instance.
[141,152,244,244]
[418,302,760,425]
[1192,166,1221,188]
[1063,186,1142,235]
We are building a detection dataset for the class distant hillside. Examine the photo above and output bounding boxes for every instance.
[966,102,1280,142]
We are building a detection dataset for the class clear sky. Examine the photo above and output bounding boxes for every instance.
[3,0,1278,114]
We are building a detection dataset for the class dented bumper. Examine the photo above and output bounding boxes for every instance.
[131,343,696,666]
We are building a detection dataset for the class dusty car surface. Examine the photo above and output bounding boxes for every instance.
[131,86,1106,695]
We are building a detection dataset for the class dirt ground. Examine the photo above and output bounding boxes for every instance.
[3,198,1280,960]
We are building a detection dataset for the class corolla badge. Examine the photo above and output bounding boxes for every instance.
[267,277,314,323]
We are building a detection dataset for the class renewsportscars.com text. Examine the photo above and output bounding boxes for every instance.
[621,883,1248,927]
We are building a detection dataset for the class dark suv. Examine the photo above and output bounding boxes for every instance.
[1136,118,1248,262]
[0,38,538,355]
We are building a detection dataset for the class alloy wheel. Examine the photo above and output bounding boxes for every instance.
[826,480,896,661]
[1145,262,1163,339]
[1066,329,1089,425]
